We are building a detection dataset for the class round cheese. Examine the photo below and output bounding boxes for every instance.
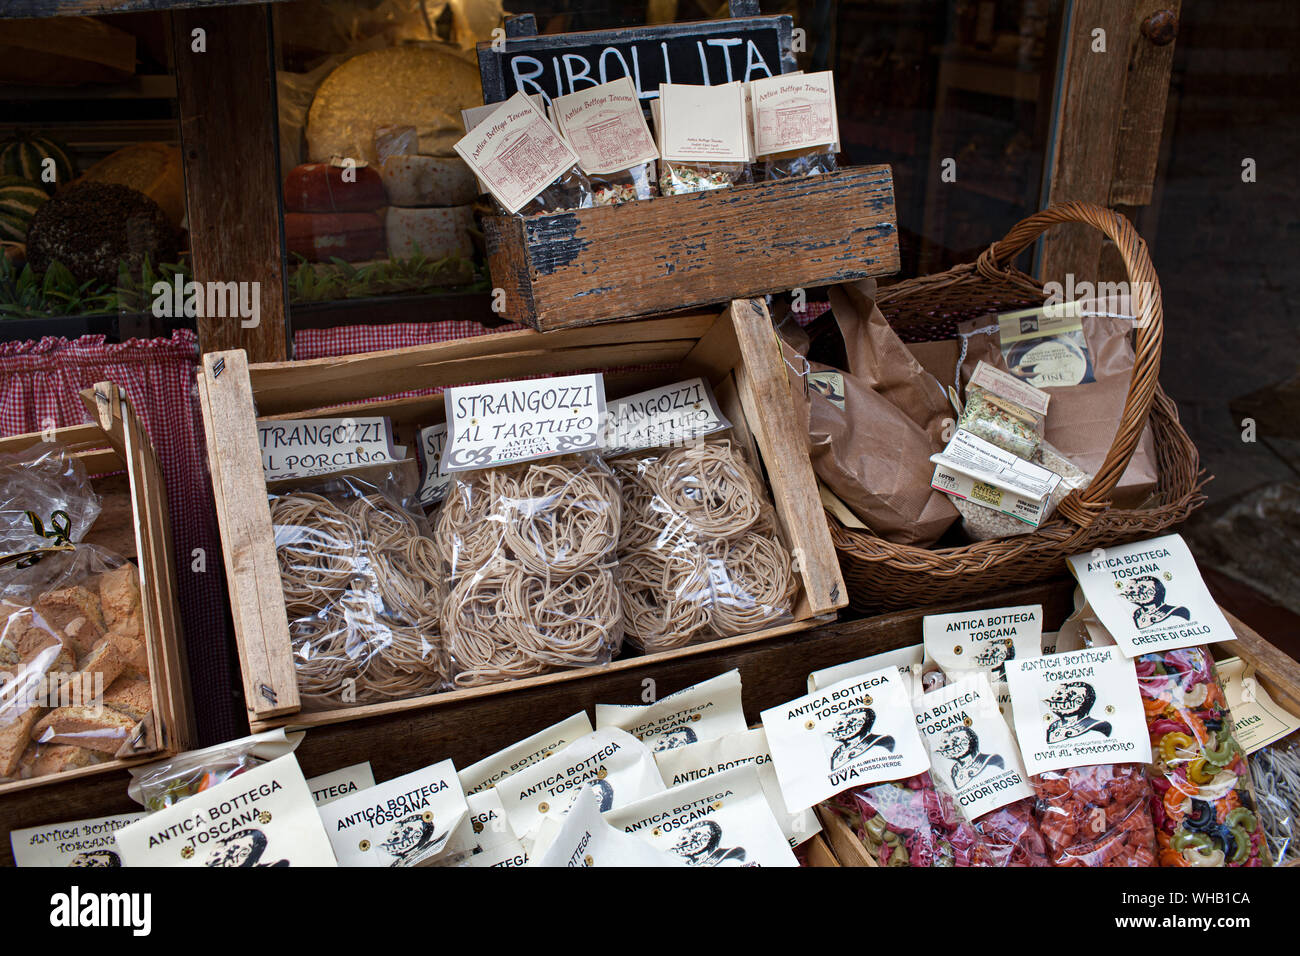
[307,47,482,165]
[379,155,478,207]
[385,205,473,260]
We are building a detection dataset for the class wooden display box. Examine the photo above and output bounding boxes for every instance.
[484,165,900,332]
[199,298,847,731]
[0,384,193,796]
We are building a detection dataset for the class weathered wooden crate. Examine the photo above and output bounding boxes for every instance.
[484,165,900,331]
[0,383,193,796]
[198,298,847,731]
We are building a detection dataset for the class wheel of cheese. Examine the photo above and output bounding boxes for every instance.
[307,47,482,166]
[285,211,385,263]
[385,205,473,260]
[379,155,478,207]
[284,162,386,212]
[74,143,185,228]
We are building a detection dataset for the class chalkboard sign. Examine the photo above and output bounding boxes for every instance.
[477,15,796,109]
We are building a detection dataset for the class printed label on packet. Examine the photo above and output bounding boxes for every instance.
[1005,646,1152,775]
[318,759,468,868]
[416,424,449,506]
[595,669,747,753]
[931,429,1062,527]
[442,372,605,472]
[114,754,336,867]
[453,91,581,214]
[807,643,924,694]
[968,360,1051,417]
[924,603,1043,725]
[1067,534,1236,657]
[306,762,375,808]
[259,416,402,482]
[554,77,659,175]
[652,727,820,848]
[606,765,797,867]
[11,812,145,867]
[458,711,593,795]
[459,837,530,867]
[750,71,838,156]
[496,728,665,837]
[998,301,1094,387]
[914,674,1033,820]
[441,788,518,864]
[761,667,930,813]
[602,377,731,454]
[531,785,683,868]
[657,81,750,163]
[1215,657,1300,754]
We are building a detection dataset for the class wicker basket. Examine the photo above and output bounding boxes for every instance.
[830,202,1206,612]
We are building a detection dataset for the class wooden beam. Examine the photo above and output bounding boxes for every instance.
[1110,0,1182,206]
[172,3,289,361]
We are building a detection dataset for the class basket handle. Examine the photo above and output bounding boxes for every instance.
[974,201,1163,528]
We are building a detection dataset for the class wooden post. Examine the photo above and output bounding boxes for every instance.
[172,3,289,361]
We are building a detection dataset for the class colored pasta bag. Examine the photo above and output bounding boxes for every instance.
[1247,734,1300,865]
[1028,763,1157,866]
[826,772,981,867]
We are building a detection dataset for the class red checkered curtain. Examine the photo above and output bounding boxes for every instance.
[0,331,239,745]
[293,319,514,360]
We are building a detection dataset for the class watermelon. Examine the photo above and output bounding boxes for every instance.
[0,175,47,242]
[0,134,74,195]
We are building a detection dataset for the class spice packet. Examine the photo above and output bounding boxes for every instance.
[495,727,664,838]
[114,752,336,867]
[997,301,1095,387]
[11,812,145,867]
[750,71,839,178]
[306,762,375,808]
[126,728,302,810]
[652,726,820,848]
[606,764,798,867]
[958,361,1050,459]
[807,643,924,695]
[1216,656,1300,754]
[931,428,1063,529]
[553,77,658,179]
[1005,646,1153,776]
[655,81,753,195]
[458,710,594,795]
[762,667,930,812]
[531,785,684,868]
[317,759,468,867]
[1067,534,1237,657]
[595,669,748,752]
[924,604,1043,726]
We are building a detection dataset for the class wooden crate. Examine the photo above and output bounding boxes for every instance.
[198,298,847,731]
[484,165,900,332]
[0,383,193,796]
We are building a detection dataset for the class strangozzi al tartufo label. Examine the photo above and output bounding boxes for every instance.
[317,759,468,867]
[442,372,606,471]
[761,667,930,813]
[606,764,797,867]
[595,669,748,753]
[1067,534,1236,657]
[417,424,449,506]
[553,76,659,175]
[458,710,594,795]
[914,673,1033,821]
[652,727,820,848]
[496,727,664,837]
[306,762,375,808]
[602,377,731,455]
[258,416,402,482]
[12,812,145,867]
[1005,646,1152,776]
[114,754,335,867]
[531,785,682,868]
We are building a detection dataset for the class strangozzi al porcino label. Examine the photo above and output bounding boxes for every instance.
[606,765,797,867]
[595,669,748,753]
[602,377,732,455]
[11,812,145,867]
[652,728,820,849]
[1067,534,1235,657]
[531,786,683,868]
[496,728,664,837]
[114,754,335,867]
[442,373,606,471]
[1005,646,1152,776]
[915,674,1032,821]
[318,759,468,868]
[259,416,402,482]
[761,667,929,813]
[458,711,594,795]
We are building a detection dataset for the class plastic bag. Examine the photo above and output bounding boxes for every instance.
[1137,646,1270,866]
[762,150,837,181]
[0,443,150,782]
[958,364,1047,459]
[826,773,980,867]
[514,165,594,216]
[433,455,623,688]
[659,160,753,195]
[969,800,1051,866]
[957,438,1093,541]
[127,730,302,811]
[591,161,657,205]
[269,465,446,710]
[1248,734,1300,865]
[609,439,796,652]
[1029,763,1157,866]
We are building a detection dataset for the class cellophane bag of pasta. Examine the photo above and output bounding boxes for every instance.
[958,361,1049,460]
[269,462,446,710]
[591,162,657,205]
[824,773,981,867]
[1028,763,1157,866]
[1138,646,1270,866]
[659,160,752,195]
[1248,734,1300,865]
[763,151,837,181]
[434,454,623,688]
[0,443,151,782]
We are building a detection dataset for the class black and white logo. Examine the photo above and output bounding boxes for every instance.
[68,850,121,868]
[828,706,895,770]
[1044,682,1113,743]
[204,828,289,867]
[381,813,449,867]
[672,820,748,867]
[935,725,1006,788]
[973,637,1016,682]
[652,726,699,753]
[1118,575,1191,630]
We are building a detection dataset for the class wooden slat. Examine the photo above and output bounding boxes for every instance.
[485,165,900,331]
[1110,0,1182,206]
[172,4,288,360]
[801,832,840,867]
[815,805,877,867]
[198,351,300,720]
[1221,610,1300,719]
[0,422,105,455]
